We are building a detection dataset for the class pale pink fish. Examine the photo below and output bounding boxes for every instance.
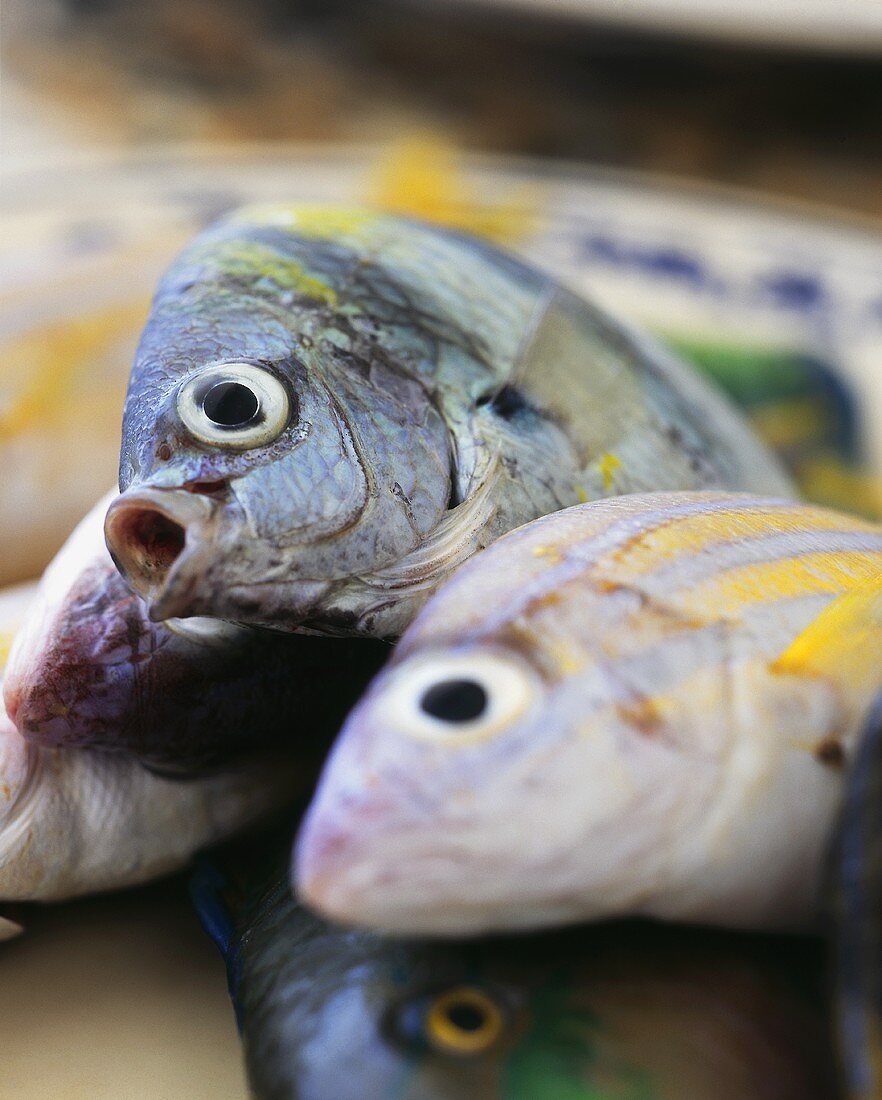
[296,491,882,936]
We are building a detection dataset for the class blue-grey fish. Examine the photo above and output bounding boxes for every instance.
[196,837,833,1100]
[104,207,792,637]
[4,493,387,772]
[296,491,882,935]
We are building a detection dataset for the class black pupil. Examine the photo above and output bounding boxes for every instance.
[203,381,260,427]
[420,679,487,723]
[446,1003,486,1033]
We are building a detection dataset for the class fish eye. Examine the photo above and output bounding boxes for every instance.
[176,362,291,449]
[377,650,538,743]
[203,381,259,427]
[387,986,507,1058]
[420,679,488,723]
[425,987,505,1055]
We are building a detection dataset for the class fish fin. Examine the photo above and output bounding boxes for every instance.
[190,856,247,1028]
[502,286,646,468]
[189,856,237,958]
[363,459,501,594]
[772,576,882,699]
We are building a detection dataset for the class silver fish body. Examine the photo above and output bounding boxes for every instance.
[296,491,882,935]
[106,207,792,637]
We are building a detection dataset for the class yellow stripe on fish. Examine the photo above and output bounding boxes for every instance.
[773,577,882,696]
[602,503,882,577]
[405,493,882,708]
[678,552,882,619]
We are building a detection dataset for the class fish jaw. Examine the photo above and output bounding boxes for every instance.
[104,482,321,626]
[103,485,225,620]
[106,494,334,629]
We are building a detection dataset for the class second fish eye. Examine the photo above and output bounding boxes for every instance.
[420,679,488,723]
[424,987,505,1055]
[177,362,291,449]
[376,650,539,744]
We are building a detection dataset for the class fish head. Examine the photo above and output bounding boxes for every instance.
[241,900,532,1098]
[294,499,738,935]
[103,207,518,633]
[294,626,700,935]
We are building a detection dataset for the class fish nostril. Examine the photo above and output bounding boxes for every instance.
[106,505,186,591]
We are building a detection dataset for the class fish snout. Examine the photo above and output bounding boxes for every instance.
[104,488,216,620]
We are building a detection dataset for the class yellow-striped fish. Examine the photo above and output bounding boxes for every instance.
[295,491,882,936]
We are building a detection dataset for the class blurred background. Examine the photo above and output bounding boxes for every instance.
[2,2,882,1097]
[5,0,882,213]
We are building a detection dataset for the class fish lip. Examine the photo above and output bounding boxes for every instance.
[104,487,218,621]
[294,826,496,936]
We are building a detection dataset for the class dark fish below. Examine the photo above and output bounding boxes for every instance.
[105,207,793,638]
[195,834,834,1100]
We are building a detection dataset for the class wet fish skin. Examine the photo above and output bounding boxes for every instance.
[4,493,388,773]
[107,207,792,637]
[197,837,833,1100]
[296,491,882,935]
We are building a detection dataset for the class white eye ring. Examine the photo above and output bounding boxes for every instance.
[176,362,290,449]
[376,649,539,744]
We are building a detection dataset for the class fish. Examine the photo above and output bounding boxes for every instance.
[296,490,882,935]
[827,689,882,1099]
[0,585,300,921]
[196,834,834,1100]
[104,206,793,638]
[3,492,388,772]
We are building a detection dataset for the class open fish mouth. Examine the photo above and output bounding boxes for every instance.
[104,487,217,621]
